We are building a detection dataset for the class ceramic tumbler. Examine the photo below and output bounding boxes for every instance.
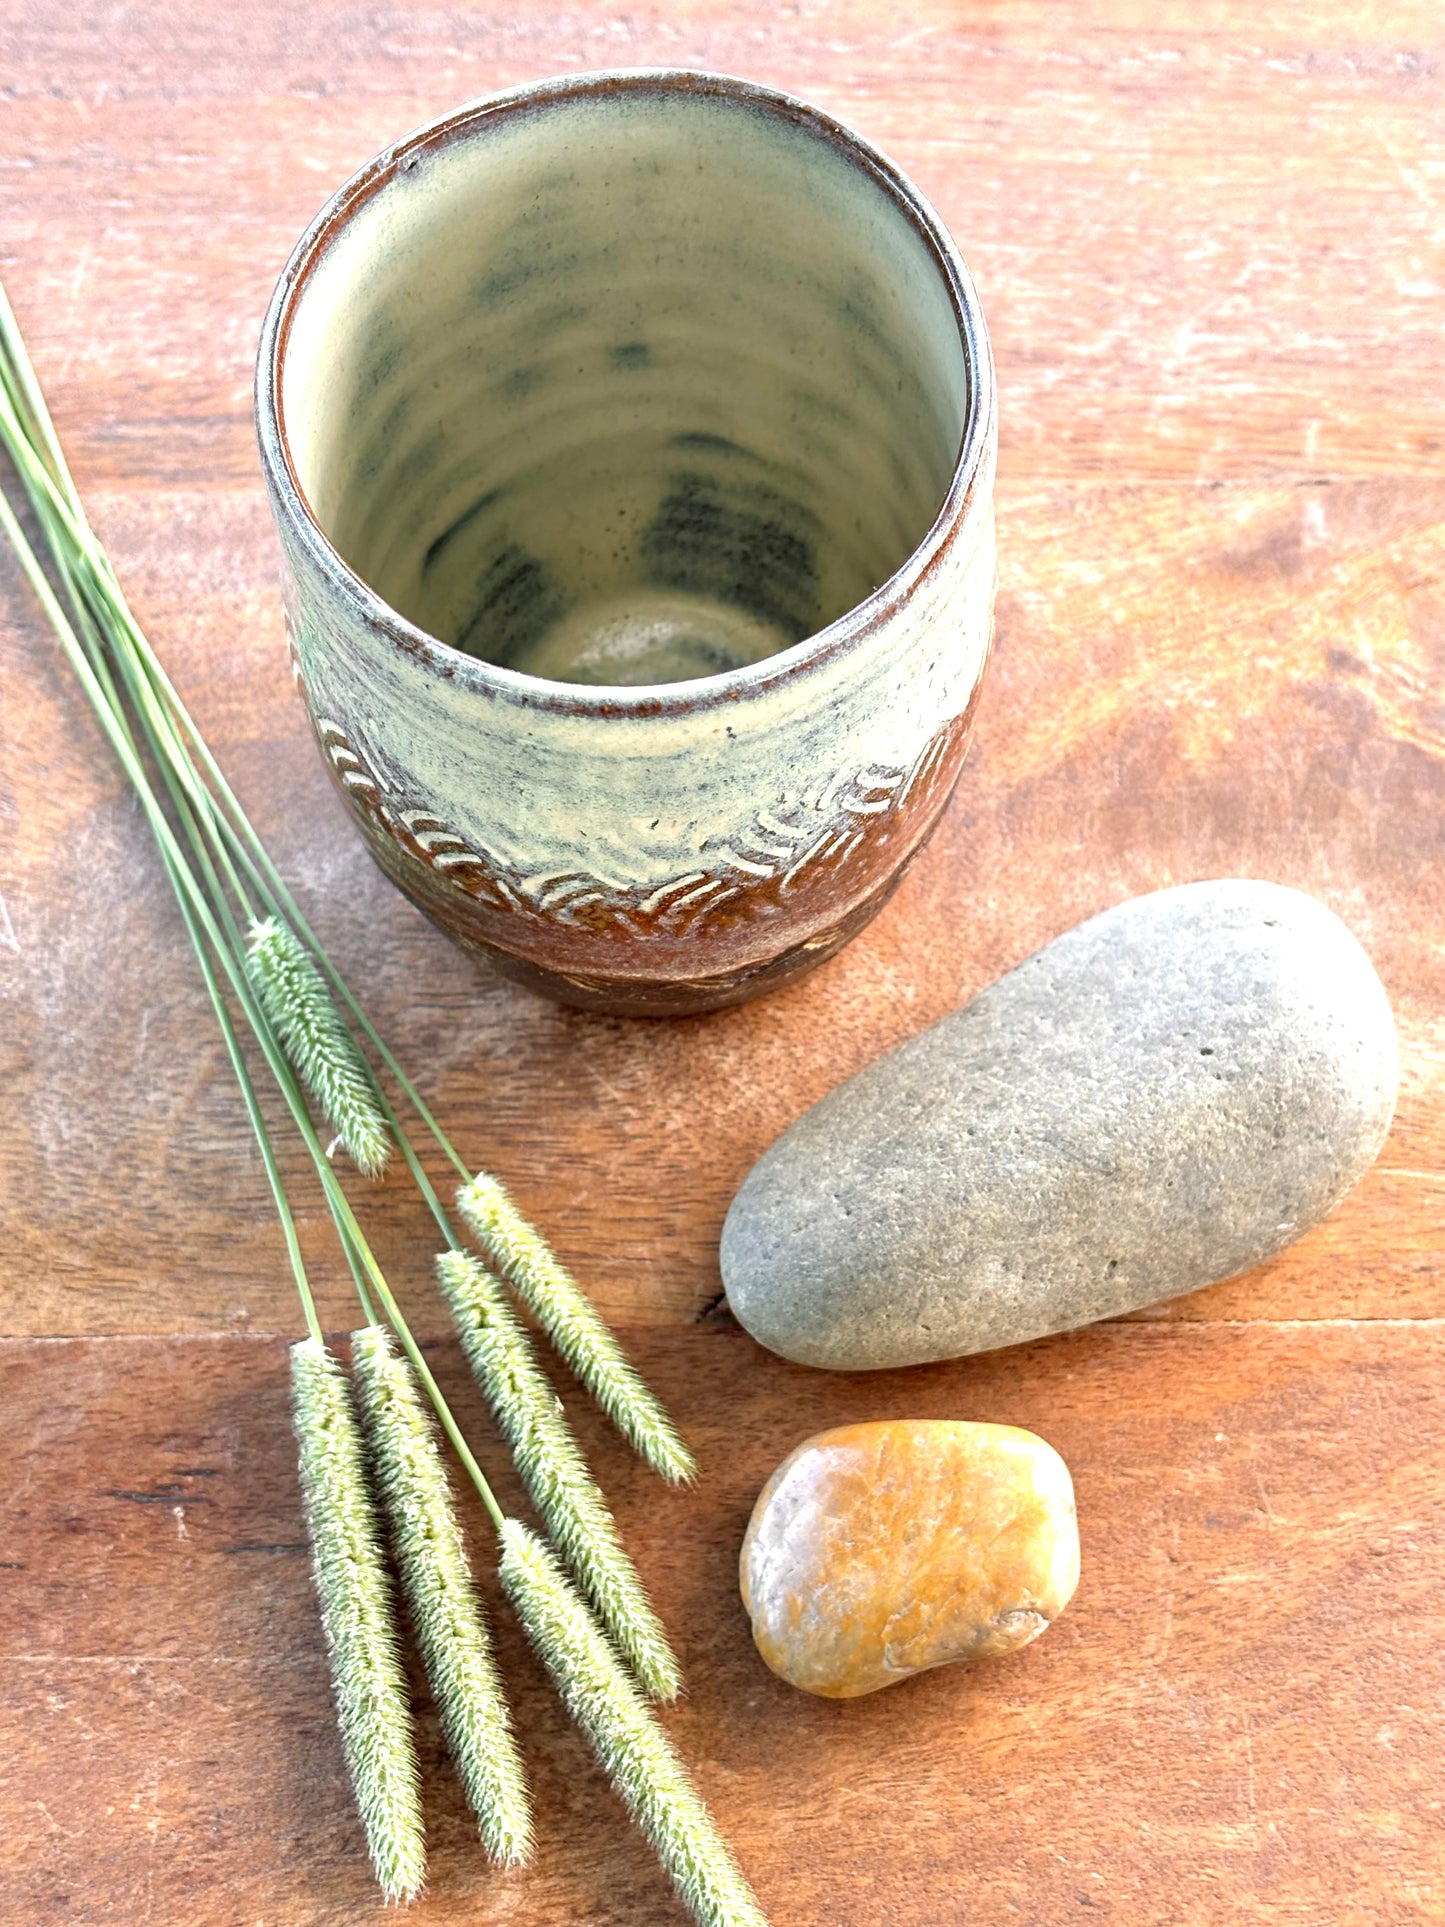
[256,70,997,1015]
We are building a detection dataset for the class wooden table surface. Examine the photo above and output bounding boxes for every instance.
[3,4,1443,1922]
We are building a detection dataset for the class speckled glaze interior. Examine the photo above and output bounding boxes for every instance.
[282,81,968,687]
[258,72,997,1014]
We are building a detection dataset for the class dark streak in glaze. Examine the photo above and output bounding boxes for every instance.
[641,470,820,643]
[670,429,746,456]
[455,542,563,661]
[422,485,506,573]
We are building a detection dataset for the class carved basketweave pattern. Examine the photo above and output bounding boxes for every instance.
[316,716,954,937]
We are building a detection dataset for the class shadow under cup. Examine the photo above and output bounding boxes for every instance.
[258,72,997,1015]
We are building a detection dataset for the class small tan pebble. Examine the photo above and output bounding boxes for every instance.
[739,1418,1080,1698]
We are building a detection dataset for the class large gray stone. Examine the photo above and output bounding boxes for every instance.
[721,881,1399,1369]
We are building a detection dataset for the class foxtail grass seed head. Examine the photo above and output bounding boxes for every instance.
[499,1522,770,1927]
[350,1323,534,1866]
[290,1337,425,1904]
[456,1173,696,1485]
[436,1250,682,1701]
[247,916,391,1178]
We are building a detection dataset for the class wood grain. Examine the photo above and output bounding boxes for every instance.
[1,2,1442,1922]
[5,1324,1443,1925]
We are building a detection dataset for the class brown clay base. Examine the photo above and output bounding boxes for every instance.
[404,857,919,1016]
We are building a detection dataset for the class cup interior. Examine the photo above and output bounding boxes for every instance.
[278,78,970,688]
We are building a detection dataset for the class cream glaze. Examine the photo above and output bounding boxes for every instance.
[281,83,969,682]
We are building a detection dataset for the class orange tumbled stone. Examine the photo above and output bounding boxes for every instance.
[739,1419,1080,1698]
